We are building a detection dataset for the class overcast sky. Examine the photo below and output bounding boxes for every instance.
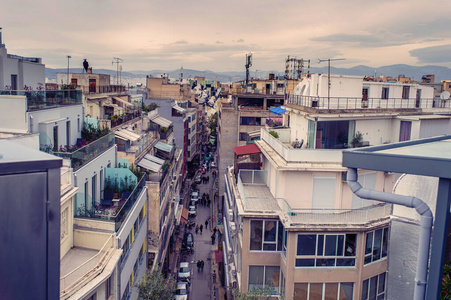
[2,0,451,73]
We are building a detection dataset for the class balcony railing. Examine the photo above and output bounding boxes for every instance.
[234,168,392,226]
[288,94,437,110]
[260,127,342,163]
[74,175,146,232]
[0,89,82,111]
[53,132,115,171]
[60,234,115,296]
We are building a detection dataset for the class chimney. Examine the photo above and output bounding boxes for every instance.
[269,73,275,80]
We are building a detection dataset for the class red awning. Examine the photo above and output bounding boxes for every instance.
[181,207,189,224]
[233,143,261,156]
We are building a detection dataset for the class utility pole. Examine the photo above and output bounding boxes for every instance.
[318,58,345,108]
[67,56,71,86]
[112,57,123,86]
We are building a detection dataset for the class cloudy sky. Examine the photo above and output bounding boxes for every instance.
[2,0,451,72]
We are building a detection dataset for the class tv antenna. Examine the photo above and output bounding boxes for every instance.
[112,57,123,86]
[318,58,346,108]
[245,53,252,90]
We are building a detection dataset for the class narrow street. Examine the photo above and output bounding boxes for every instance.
[187,165,216,299]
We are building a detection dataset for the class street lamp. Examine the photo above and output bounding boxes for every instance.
[67,55,71,86]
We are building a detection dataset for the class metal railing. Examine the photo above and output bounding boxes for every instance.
[288,94,437,110]
[282,198,392,225]
[260,128,343,163]
[53,132,115,171]
[0,89,82,111]
[60,234,115,295]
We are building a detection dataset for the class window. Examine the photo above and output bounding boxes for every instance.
[351,172,376,209]
[66,121,70,146]
[402,86,410,99]
[362,273,386,300]
[250,220,284,251]
[294,282,354,300]
[86,293,97,300]
[239,132,247,141]
[240,117,261,125]
[92,174,97,203]
[134,219,139,234]
[106,276,112,299]
[60,208,68,241]
[364,227,388,264]
[77,117,80,132]
[381,87,389,99]
[248,266,280,295]
[53,126,58,151]
[296,234,357,267]
[121,236,130,265]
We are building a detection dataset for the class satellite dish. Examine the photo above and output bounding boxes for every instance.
[440,91,450,100]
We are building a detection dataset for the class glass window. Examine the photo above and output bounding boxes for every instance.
[381,87,389,99]
[365,228,388,265]
[249,266,280,295]
[239,132,247,141]
[296,234,356,268]
[250,220,263,250]
[362,273,386,300]
[294,283,354,300]
[248,266,264,290]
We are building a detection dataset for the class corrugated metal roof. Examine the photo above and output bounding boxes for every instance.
[138,158,162,172]
[115,129,141,142]
[155,141,174,153]
[149,114,173,127]
[233,143,261,156]
[144,154,165,165]
[171,103,186,113]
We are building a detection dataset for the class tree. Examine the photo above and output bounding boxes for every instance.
[134,269,176,300]
[268,130,279,139]
[233,286,274,300]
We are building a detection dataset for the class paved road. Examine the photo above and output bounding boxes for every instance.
[188,167,215,300]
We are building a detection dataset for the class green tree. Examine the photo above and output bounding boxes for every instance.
[351,131,363,148]
[134,269,176,300]
[268,130,279,139]
[233,286,274,300]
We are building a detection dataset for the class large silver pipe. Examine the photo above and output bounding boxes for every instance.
[347,168,433,300]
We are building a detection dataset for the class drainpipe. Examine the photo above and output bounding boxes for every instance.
[347,168,433,300]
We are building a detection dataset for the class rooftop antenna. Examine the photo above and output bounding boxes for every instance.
[180,66,184,82]
[318,58,346,108]
[245,53,252,90]
[112,57,123,86]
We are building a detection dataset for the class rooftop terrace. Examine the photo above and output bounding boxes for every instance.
[0,89,82,111]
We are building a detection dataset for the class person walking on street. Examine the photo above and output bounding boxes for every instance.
[205,219,209,229]
[207,199,211,207]
[211,234,216,245]
[197,260,201,272]
[195,224,199,234]
[213,227,217,235]
[200,260,204,272]
[200,224,203,234]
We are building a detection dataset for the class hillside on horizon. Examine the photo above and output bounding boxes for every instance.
[46,64,451,84]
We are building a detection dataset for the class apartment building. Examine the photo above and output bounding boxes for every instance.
[221,74,451,299]
[146,75,192,100]
[0,29,45,90]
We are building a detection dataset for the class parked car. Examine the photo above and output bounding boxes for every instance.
[188,205,197,217]
[183,233,194,248]
[191,191,199,198]
[211,162,217,168]
[178,262,191,282]
[189,200,197,207]
[175,282,189,300]
[199,167,206,174]
[194,175,202,184]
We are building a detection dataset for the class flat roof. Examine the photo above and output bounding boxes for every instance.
[342,135,451,179]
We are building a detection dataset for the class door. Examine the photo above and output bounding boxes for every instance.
[89,79,96,93]
[399,121,412,142]
[66,121,70,147]
[416,89,422,108]
[362,87,369,108]
[11,74,17,91]
[53,126,58,151]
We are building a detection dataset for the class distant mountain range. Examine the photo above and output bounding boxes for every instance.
[46,64,451,84]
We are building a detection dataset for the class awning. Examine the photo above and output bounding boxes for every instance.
[103,103,119,108]
[113,97,133,107]
[269,105,287,115]
[181,207,189,224]
[144,154,165,165]
[175,205,183,225]
[115,129,141,142]
[233,143,261,156]
[138,158,162,172]
[248,130,261,138]
[149,114,173,127]
[155,141,174,153]
[171,103,186,113]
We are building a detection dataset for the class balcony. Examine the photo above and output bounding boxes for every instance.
[0,89,82,111]
[260,127,342,163]
[53,132,115,170]
[60,234,117,299]
[74,175,146,232]
[233,168,391,228]
[288,94,437,110]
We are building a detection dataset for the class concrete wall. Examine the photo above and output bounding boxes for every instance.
[419,118,451,138]
[60,195,74,259]
[146,77,191,100]
[289,113,309,145]
[74,145,117,205]
[355,118,393,145]
[0,95,28,132]
[31,105,84,149]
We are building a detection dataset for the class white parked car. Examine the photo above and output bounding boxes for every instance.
[178,262,191,282]
[188,205,197,217]
[175,282,189,300]
[211,162,217,168]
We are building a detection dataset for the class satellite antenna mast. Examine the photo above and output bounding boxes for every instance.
[318,58,346,108]
[112,57,123,86]
[245,53,252,91]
